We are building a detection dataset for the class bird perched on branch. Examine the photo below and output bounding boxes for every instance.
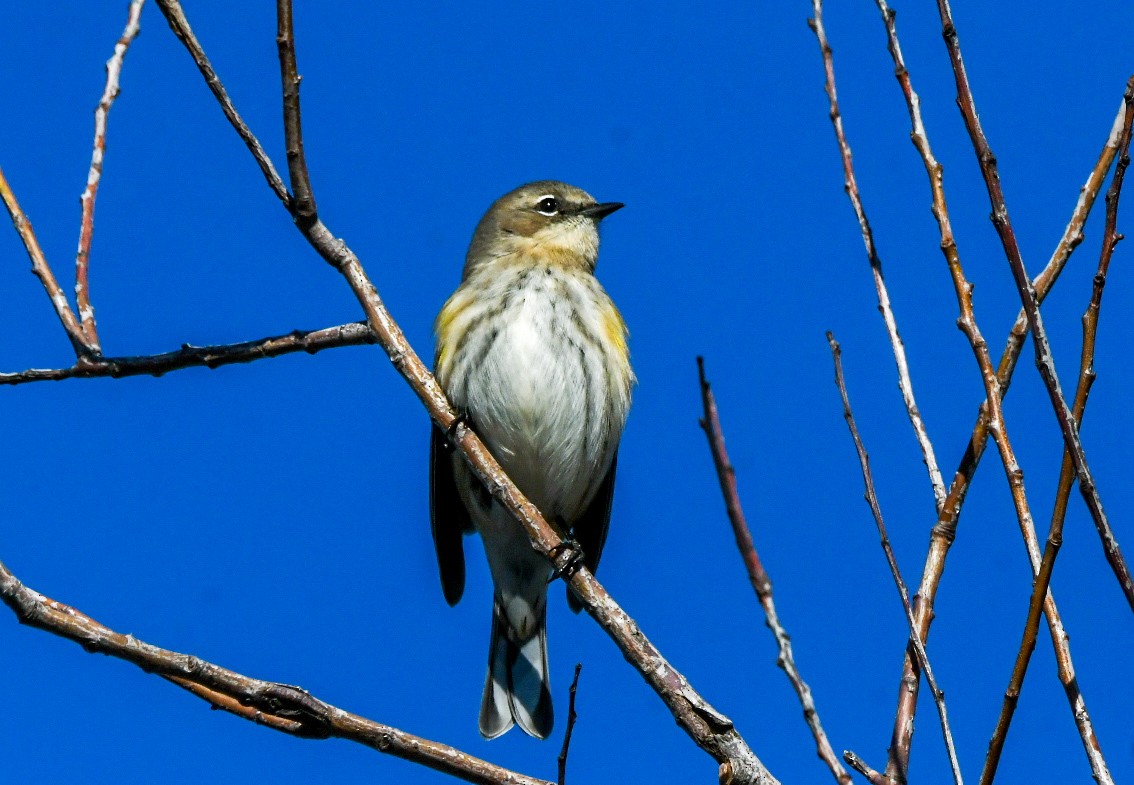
[430,181,634,739]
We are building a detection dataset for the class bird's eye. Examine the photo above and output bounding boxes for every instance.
[535,195,560,216]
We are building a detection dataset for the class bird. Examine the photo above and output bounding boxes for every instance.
[430,181,634,740]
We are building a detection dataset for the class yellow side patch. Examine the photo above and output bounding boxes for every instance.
[601,301,629,358]
[434,292,472,380]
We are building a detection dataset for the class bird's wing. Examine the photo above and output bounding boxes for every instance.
[566,452,618,613]
[430,424,470,606]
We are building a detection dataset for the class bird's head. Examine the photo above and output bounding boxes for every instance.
[464,181,623,275]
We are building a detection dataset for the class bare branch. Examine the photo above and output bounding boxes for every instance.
[147,2,780,781]
[0,165,93,358]
[844,751,890,785]
[0,559,552,785]
[275,0,316,222]
[698,358,850,785]
[807,0,946,512]
[916,77,1129,553]
[979,75,1134,785]
[934,0,1134,615]
[810,27,1121,779]
[75,0,145,351]
[557,663,583,785]
[863,6,1118,782]
[0,321,374,385]
[153,0,291,210]
[826,333,963,785]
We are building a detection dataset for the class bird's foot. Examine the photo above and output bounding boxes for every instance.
[443,412,471,450]
[548,539,585,581]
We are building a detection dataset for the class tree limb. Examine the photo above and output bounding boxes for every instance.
[979,75,1134,785]
[0,321,375,385]
[0,559,552,785]
[934,0,1134,616]
[146,1,780,781]
[859,5,1119,781]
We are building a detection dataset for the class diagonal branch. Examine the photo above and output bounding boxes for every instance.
[147,1,780,781]
[156,0,291,209]
[0,165,93,358]
[935,0,1134,615]
[0,559,552,785]
[698,358,852,785]
[75,0,145,351]
[0,321,375,385]
[806,28,1119,780]
[826,333,963,785]
[979,75,1134,785]
[864,5,1119,782]
[807,0,946,512]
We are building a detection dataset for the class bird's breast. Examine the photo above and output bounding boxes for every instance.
[436,264,632,520]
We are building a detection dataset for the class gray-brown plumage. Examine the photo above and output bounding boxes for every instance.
[431,181,633,739]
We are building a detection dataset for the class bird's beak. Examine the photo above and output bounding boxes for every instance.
[579,202,624,220]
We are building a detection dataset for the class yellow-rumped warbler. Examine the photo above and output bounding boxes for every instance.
[430,181,633,739]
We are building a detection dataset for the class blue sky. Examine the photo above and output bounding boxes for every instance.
[2,2,1132,784]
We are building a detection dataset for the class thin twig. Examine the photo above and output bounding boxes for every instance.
[557,664,583,785]
[0,165,92,357]
[935,0,1134,616]
[826,333,963,785]
[75,0,145,351]
[0,321,375,385]
[866,5,1115,782]
[911,73,1128,547]
[807,0,946,512]
[150,2,780,781]
[276,0,315,223]
[153,0,291,210]
[698,358,851,785]
[843,751,890,785]
[979,76,1134,785]
[0,559,551,785]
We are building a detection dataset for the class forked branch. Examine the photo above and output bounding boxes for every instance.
[0,165,92,358]
[0,322,375,385]
[148,0,780,781]
[935,0,1134,615]
[979,75,1134,785]
[0,560,552,785]
[860,4,1117,781]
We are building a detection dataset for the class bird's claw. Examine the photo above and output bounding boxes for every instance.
[443,412,470,451]
[548,539,585,582]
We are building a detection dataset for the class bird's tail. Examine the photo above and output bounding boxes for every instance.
[479,596,553,739]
